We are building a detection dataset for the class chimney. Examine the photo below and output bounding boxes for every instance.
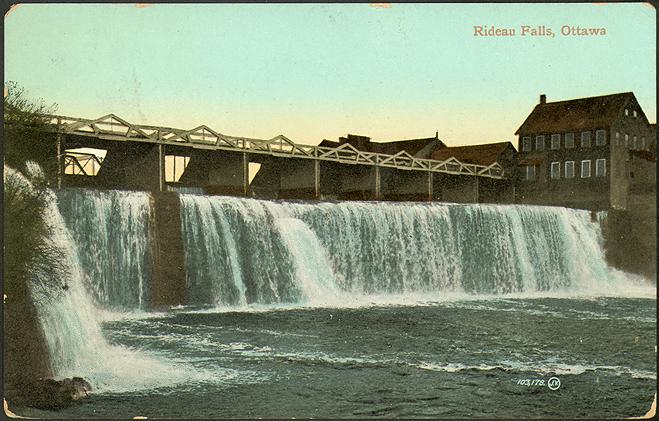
[540,94,546,104]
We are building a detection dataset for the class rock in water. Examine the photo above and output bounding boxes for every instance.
[27,377,92,410]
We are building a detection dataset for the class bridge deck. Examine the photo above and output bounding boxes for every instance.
[43,114,507,179]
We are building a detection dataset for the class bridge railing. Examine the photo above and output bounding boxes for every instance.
[43,113,507,179]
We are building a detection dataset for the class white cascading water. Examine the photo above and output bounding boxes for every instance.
[180,195,303,306]
[57,189,152,310]
[179,195,649,307]
[274,218,342,306]
[5,167,229,393]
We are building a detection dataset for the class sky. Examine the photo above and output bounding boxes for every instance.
[4,3,656,147]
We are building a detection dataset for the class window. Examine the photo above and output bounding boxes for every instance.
[595,159,606,177]
[581,160,591,178]
[615,132,620,146]
[565,133,575,149]
[633,110,638,118]
[535,135,545,151]
[595,130,606,146]
[165,155,191,182]
[550,162,560,179]
[633,136,637,149]
[525,165,536,181]
[565,161,575,178]
[641,137,646,149]
[624,134,629,147]
[625,108,629,116]
[581,131,591,148]
[522,136,531,152]
[551,134,560,150]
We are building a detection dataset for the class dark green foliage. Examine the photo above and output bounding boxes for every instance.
[3,82,66,302]
[3,81,59,179]
[4,167,48,302]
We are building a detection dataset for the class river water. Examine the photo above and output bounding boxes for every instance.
[15,189,656,418]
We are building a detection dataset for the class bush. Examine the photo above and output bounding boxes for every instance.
[3,81,59,179]
[3,164,67,303]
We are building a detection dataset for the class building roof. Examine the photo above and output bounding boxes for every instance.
[430,141,515,166]
[318,134,442,157]
[367,137,441,156]
[515,92,638,135]
[318,139,340,148]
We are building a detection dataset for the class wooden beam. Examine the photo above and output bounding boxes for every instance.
[314,160,320,200]
[158,144,165,192]
[374,165,381,201]
[428,171,433,202]
[243,152,249,197]
[475,176,480,203]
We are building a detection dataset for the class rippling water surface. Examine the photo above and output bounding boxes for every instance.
[12,189,654,419]
[22,297,656,419]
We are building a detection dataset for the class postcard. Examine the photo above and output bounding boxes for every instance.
[3,2,656,419]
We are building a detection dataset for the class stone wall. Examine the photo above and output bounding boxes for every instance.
[602,194,657,280]
[3,288,54,406]
[149,191,187,309]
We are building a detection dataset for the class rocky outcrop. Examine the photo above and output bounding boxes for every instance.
[23,377,92,410]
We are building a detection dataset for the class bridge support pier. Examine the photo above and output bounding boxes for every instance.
[149,191,187,309]
[314,160,320,200]
[428,172,433,202]
[158,144,165,192]
[375,165,381,201]
[243,152,249,197]
[475,177,480,203]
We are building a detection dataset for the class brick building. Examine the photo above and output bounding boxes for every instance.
[514,92,655,210]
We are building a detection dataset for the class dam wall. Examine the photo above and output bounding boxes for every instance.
[55,188,655,312]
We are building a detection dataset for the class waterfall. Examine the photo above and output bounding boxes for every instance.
[57,189,152,310]
[179,195,303,306]
[4,166,109,377]
[274,217,341,306]
[179,195,640,306]
[5,170,223,393]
